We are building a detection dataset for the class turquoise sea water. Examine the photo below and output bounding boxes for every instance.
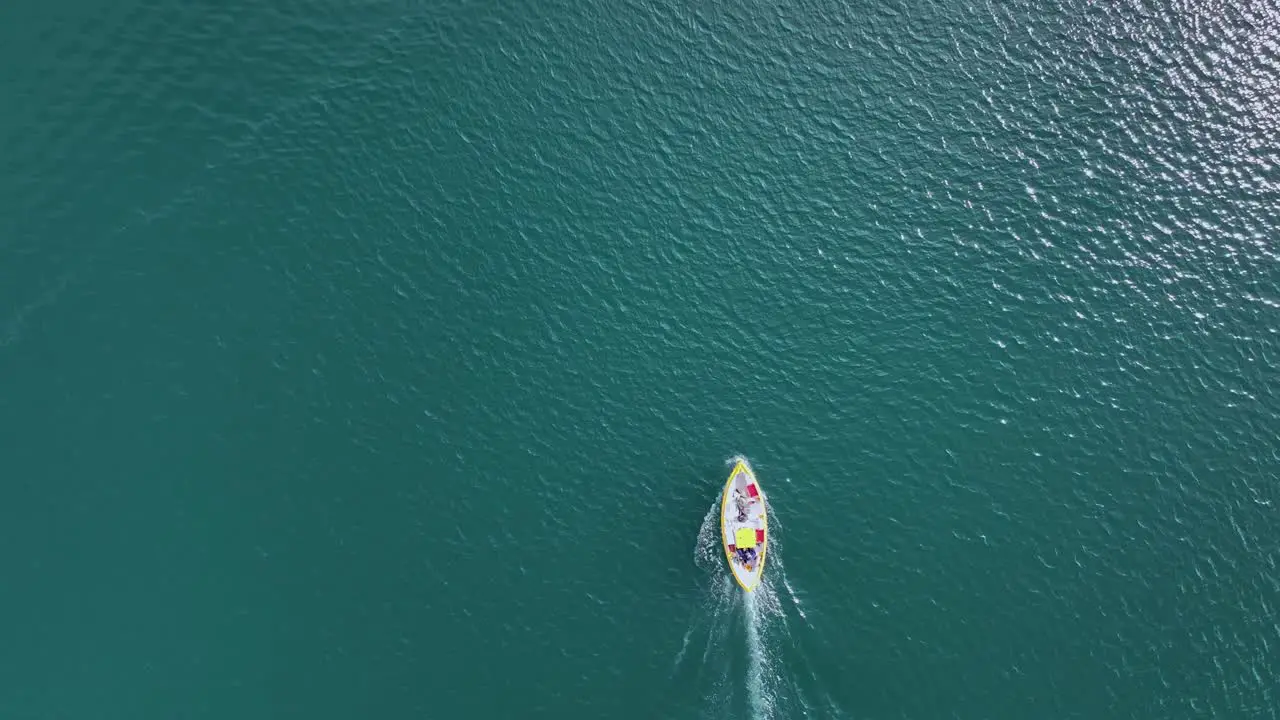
[2,0,1278,718]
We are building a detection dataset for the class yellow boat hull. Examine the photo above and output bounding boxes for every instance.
[720,460,767,592]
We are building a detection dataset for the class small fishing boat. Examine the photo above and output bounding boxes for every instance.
[721,459,767,592]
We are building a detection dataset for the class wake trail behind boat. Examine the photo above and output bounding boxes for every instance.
[674,483,787,719]
[665,458,849,719]
[744,589,772,719]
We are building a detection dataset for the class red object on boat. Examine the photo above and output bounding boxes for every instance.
[756,529,765,543]
[746,484,759,498]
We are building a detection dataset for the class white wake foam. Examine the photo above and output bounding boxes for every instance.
[673,458,790,720]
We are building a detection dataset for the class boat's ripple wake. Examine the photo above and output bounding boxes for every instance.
[670,458,821,720]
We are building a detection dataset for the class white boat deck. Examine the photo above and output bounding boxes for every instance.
[721,462,767,591]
